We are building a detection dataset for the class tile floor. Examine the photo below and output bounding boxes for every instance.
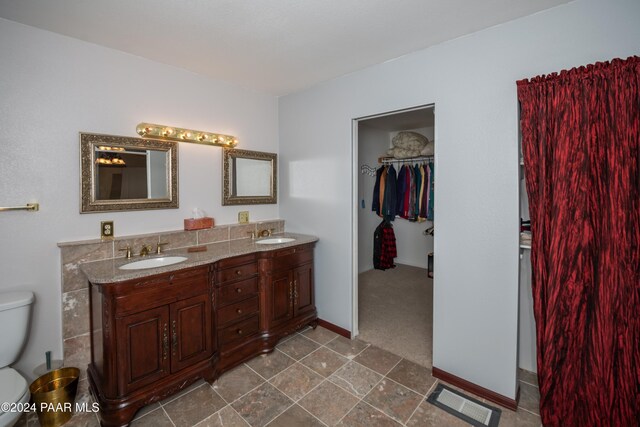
[17,326,542,426]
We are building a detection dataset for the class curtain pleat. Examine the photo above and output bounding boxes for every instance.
[517,56,640,426]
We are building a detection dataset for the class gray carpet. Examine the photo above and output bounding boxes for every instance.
[357,264,433,367]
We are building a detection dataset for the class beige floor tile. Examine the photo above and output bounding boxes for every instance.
[213,364,265,403]
[336,401,402,427]
[325,336,369,359]
[231,383,293,427]
[363,378,423,424]
[298,381,359,426]
[266,404,326,427]
[194,406,250,427]
[301,326,340,345]
[270,363,324,401]
[329,361,383,398]
[130,408,174,426]
[59,411,100,427]
[498,407,543,427]
[518,382,541,415]
[245,349,295,380]
[300,347,349,377]
[159,379,207,405]
[518,369,539,387]
[132,403,161,421]
[385,359,436,395]
[353,345,402,375]
[277,335,320,360]
[163,384,226,427]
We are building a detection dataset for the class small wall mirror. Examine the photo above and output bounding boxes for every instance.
[80,133,178,213]
[223,148,277,205]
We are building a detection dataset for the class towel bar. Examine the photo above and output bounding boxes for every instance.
[0,203,39,212]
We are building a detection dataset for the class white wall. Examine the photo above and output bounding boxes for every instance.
[356,124,389,273]
[279,0,640,400]
[0,19,278,379]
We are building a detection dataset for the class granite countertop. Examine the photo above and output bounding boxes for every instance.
[80,233,318,284]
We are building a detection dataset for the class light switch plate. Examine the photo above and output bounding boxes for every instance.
[238,211,249,224]
[101,221,114,240]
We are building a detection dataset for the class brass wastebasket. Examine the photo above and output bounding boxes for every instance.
[29,367,79,427]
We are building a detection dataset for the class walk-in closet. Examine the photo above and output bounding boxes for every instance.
[355,105,435,368]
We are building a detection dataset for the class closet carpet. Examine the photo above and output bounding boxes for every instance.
[357,264,433,368]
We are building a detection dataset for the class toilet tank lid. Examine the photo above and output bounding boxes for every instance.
[0,291,34,311]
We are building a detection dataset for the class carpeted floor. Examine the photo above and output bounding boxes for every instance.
[357,263,433,367]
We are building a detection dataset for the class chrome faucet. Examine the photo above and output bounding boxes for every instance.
[139,244,153,257]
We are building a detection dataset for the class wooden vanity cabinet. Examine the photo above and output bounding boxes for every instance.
[88,242,317,426]
[261,243,317,336]
[214,243,318,372]
[88,265,215,427]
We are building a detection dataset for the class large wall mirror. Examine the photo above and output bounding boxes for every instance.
[223,148,277,205]
[80,133,178,213]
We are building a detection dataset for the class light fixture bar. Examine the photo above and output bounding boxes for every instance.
[136,123,238,148]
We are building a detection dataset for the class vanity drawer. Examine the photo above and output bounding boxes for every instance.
[218,277,258,306]
[219,315,259,345]
[115,268,209,316]
[216,262,258,284]
[216,253,256,270]
[272,246,314,271]
[217,296,259,326]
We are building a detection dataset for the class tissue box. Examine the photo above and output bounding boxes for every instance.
[184,217,214,230]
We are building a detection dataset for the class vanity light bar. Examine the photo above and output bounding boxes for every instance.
[136,123,238,148]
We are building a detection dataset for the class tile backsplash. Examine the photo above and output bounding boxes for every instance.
[58,219,285,378]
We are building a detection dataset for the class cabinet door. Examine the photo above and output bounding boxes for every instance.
[116,306,170,395]
[170,294,213,373]
[294,263,314,317]
[269,270,293,327]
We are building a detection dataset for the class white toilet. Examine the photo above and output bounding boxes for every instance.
[0,291,34,427]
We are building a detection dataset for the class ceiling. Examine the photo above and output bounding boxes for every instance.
[0,0,571,95]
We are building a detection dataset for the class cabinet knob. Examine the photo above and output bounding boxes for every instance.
[237,329,243,335]
[236,309,243,314]
[236,288,242,293]
[236,270,243,276]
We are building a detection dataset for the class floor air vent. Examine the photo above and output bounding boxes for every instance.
[426,384,501,427]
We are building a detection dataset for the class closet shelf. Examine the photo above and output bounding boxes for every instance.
[378,155,433,164]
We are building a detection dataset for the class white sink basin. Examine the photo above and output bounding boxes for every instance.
[255,237,296,245]
[119,256,188,270]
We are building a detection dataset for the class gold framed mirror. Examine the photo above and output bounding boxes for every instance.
[80,132,178,213]
[223,148,277,205]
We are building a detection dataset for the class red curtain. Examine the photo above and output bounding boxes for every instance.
[517,56,640,427]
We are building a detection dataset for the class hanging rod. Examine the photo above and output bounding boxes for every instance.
[378,155,433,165]
[0,203,39,212]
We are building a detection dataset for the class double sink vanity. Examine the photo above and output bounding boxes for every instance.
[80,233,318,426]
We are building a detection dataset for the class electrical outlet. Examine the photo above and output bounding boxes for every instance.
[238,211,249,224]
[101,221,114,240]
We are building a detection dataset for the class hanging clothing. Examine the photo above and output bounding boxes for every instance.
[419,164,429,220]
[427,162,434,220]
[395,165,408,216]
[371,166,384,216]
[418,164,427,222]
[378,166,388,217]
[382,165,397,222]
[373,220,397,270]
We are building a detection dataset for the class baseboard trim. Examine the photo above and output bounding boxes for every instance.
[317,319,351,339]
[432,366,519,411]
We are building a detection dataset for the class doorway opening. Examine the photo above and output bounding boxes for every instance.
[352,104,435,368]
